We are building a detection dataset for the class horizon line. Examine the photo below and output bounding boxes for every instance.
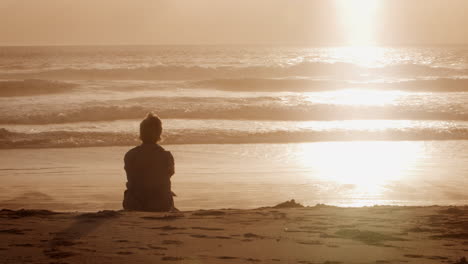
[2,43,468,48]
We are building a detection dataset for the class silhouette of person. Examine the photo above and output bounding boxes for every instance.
[123,113,176,211]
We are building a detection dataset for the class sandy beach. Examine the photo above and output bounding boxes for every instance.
[1,202,467,264]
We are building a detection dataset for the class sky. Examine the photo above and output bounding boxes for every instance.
[0,0,467,46]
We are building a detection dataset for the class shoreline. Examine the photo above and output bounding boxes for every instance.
[1,202,467,264]
[2,138,468,150]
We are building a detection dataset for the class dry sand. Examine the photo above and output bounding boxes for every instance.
[1,202,468,264]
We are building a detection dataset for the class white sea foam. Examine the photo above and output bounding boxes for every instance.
[0,46,467,148]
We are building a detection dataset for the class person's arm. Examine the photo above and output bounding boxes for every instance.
[167,151,175,177]
[166,151,176,197]
[124,150,135,189]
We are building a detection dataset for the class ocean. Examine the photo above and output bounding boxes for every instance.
[0,45,467,210]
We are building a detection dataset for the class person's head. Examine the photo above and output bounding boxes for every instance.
[139,112,162,143]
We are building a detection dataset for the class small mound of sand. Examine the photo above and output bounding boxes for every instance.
[77,210,120,219]
[273,199,304,209]
[0,209,59,218]
[192,210,226,216]
[140,214,184,221]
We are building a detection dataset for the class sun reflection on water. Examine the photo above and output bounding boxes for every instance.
[328,46,387,68]
[296,141,424,202]
[304,89,402,106]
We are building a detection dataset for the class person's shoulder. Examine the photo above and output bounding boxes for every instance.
[156,145,174,160]
[124,145,142,160]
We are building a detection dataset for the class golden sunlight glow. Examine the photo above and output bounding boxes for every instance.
[305,89,402,106]
[329,46,386,67]
[335,0,380,46]
[297,141,423,198]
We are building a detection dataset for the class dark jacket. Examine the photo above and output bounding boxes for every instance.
[123,143,175,211]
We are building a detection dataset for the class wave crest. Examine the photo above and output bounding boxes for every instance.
[193,78,468,92]
[2,127,468,148]
[1,97,467,124]
[0,62,464,80]
[1,106,467,124]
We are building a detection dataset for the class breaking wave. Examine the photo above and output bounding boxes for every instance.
[1,101,468,124]
[193,78,468,92]
[2,127,468,148]
[0,61,465,80]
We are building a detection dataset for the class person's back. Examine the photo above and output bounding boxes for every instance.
[123,113,175,212]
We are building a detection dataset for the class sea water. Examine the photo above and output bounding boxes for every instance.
[0,46,467,210]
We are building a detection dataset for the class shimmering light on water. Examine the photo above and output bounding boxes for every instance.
[295,141,424,202]
[0,141,467,210]
[304,89,402,106]
[328,46,386,67]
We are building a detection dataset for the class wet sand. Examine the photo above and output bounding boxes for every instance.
[1,203,467,264]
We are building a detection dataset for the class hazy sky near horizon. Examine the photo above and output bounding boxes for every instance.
[1,0,467,46]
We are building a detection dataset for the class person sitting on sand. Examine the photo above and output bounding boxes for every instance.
[123,113,176,212]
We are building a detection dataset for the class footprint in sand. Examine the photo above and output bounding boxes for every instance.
[404,254,423,258]
[190,234,231,239]
[218,256,238,260]
[51,239,80,247]
[190,234,207,238]
[191,226,225,231]
[162,256,184,261]
[148,245,168,250]
[243,233,263,239]
[296,240,322,245]
[10,243,34,247]
[162,240,183,245]
[427,256,449,260]
[116,251,134,255]
[215,236,231,239]
[149,225,186,231]
[0,228,28,235]
[43,249,78,259]
[245,257,261,262]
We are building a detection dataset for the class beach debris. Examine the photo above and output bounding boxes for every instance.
[273,199,304,209]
